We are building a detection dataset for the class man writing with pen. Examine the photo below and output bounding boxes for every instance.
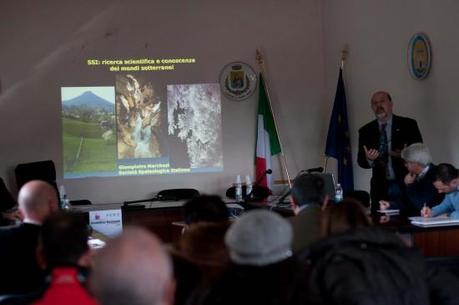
[380,143,443,216]
[421,163,459,219]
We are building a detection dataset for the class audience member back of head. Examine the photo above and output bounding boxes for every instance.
[90,226,175,305]
[183,195,229,227]
[289,173,327,253]
[172,195,231,305]
[321,198,371,237]
[0,180,58,295]
[201,210,309,305]
[31,211,98,305]
[300,226,430,305]
[171,221,230,305]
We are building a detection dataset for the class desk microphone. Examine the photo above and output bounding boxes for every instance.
[276,188,292,205]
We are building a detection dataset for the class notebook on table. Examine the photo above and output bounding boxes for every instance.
[409,216,459,227]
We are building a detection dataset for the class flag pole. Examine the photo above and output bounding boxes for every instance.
[340,46,348,69]
[323,157,329,172]
[324,47,348,173]
[256,49,292,189]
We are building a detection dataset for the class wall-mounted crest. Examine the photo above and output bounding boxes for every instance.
[408,33,432,80]
[219,62,257,101]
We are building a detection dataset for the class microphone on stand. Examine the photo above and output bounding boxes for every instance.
[276,187,291,205]
[305,167,324,173]
[296,167,324,176]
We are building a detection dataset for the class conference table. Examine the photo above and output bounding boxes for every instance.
[73,201,459,257]
[373,213,459,257]
[73,200,244,244]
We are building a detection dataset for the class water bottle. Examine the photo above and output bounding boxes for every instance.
[235,175,243,202]
[62,196,71,210]
[245,175,253,199]
[59,185,71,210]
[335,183,343,202]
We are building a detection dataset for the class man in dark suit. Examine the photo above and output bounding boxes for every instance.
[358,91,423,214]
[0,180,59,295]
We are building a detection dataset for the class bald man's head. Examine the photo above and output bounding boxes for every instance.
[90,227,175,305]
[18,180,58,224]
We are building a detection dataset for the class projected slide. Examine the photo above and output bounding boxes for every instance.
[62,57,223,178]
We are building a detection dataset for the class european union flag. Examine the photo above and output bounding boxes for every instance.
[325,68,354,193]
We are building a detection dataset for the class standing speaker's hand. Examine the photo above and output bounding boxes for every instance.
[364,145,380,161]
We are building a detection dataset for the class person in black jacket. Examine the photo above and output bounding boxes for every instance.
[299,227,430,305]
[0,180,59,295]
[358,91,423,214]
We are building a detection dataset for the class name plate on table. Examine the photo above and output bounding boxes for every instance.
[377,209,400,216]
[409,216,459,228]
[89,209,123,238]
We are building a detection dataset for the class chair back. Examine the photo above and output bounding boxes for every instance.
[0,178,16,212]
[157,189,200,201]
[69,199,92,206]
[15,160,59,200]
[15,160,57,190]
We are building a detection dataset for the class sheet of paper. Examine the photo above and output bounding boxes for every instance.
[409,216,459,227]
[89,209,123,238]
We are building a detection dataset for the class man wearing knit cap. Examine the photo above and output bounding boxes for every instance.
[225,209,292,266]
[201,210,308,305]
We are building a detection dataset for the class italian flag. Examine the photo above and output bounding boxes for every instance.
[256,74,281,190]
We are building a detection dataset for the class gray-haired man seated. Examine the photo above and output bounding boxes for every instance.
[380,143,443,216]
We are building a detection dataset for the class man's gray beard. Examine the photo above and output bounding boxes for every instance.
[375,112,387,120]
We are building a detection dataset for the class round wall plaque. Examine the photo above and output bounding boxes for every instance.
[219,62,257,101]
[408,33,432,80]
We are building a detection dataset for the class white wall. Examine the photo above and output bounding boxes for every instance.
[323,0,459,192]
[7,0,455,203]
[0,0,326,203]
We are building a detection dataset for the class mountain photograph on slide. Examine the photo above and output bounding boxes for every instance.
[61,87,117,177]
